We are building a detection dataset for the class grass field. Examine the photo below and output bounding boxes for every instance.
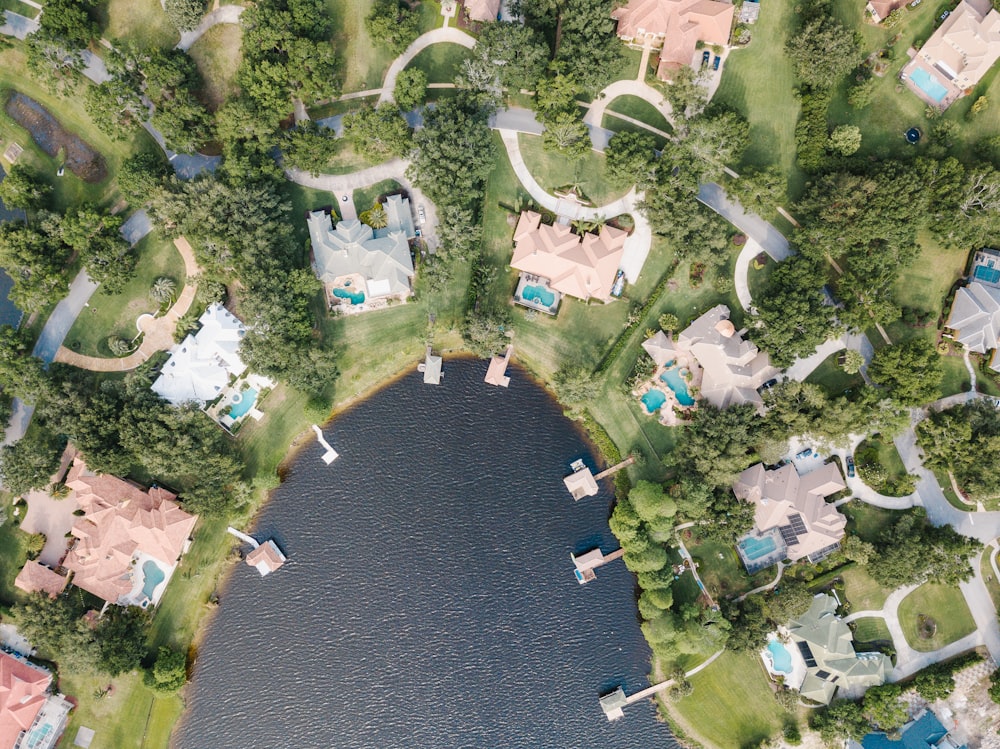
[671,651,793,749]
[604,94,671,132]
[516,134,627,207]
[841,564,891,611]
[898,582,976,652]
[600,113,670,149]
[852,616,892,646]
[0,499,28,608]
[187,24,244,111]
[95,0,180,50]
[404,42,472,84]
[981,548,1000,611]
[804,352,866,396]
[681,531,770,601]
[279,181,341,245]
[842,500,902,543]
[0,0,39,18]
[352,178,403,213]
[64,232,185,357]
[712,0,803,197]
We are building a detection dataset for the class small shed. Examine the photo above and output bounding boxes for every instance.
[246,540,287,576]
[563,466,599,499]
[418,346,443,385]
[599,687,628,721]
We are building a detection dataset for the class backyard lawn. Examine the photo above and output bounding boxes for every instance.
[516,134,627,206]
[852,616,892,647]
[0,499,28,607]
[352,179,403,214]
[804,352,865,396]
[64,232,185,357]
[897,582,976,652]
[842,500,902,543]
[95,0,180,50]
[681,531,770,601]
[671,651,793,749]
[187,24,244,111]
[279,182,340,246]
[404,43,472,84]
[840,564,891,611]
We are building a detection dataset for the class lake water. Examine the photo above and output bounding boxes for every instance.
[176,359,677,749]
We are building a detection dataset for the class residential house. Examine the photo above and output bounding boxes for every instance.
[0,651,73,749]
[866,0,907,23]
[308,194,416,312]
[786,594,891,704]
[901,0,1000,109]
[641,304,778,414]
[510,211,627,311]
[945,248,1000,370]
[862,709,968,749]
[464,0,500,22]
[13,560,67,599]
[734,461,847,571]
[62,460,198,607]
[611,0,735,79]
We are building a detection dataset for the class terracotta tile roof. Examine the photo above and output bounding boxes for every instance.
[867,0,907,22]
[245,540,286,576]
[14,560,68,599]
[464,0,501,21]
[510,212,626,302]
[62,460,198,605]
[0,651,51,749]
[612,0,734,72]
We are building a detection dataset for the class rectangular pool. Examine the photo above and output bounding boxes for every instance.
[974,264,1000,284]
[909,67,949,103]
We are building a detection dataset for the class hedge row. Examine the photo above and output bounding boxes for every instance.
[795,88,833,173]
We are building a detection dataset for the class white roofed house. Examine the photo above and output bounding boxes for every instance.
[308,194,416,314]
[945,248,1000,370]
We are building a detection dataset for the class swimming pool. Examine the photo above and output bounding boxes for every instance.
[909,68,948,103]
[141,560,165,600]
[767,638,793,674]
[333,287,366,304]
[974,265,1000,284]
[522,284,556,307]
[739,535,777,561]
[229,388,258,420]
[641,389,667,413]
[659,366,696,406]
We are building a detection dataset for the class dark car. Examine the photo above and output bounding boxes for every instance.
[712,55,722,71]
[846,456,856,478]
[702,50,711,67]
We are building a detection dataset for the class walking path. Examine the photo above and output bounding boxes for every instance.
[52,237,200,372]
[582,78,674,133]
[176,4,245,51]
[734,562,784,602]
[377,27,476,105]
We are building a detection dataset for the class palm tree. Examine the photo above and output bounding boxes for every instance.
[150,277,176,305]
[363,203,387,230]
[107,337,131,357]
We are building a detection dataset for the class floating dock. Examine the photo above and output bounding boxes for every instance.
[312,424,339,464]
[484,344,513,387]
[571,547,624,584]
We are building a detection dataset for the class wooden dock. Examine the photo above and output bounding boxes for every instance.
[312,424,339,464]
[593,455,635,481]
[624,678,674,704]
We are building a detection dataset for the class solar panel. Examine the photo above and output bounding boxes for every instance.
[788,513,807,534]
[779,525,799,546]
[815,670,830,680]
[796,641,817,668]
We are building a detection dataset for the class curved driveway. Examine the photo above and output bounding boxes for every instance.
[176,4,245,51]
[377,27,475,105]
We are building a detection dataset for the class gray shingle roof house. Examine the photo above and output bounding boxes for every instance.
[945,248,1000,370]
[307,194,415,310]
[787,594,891,704]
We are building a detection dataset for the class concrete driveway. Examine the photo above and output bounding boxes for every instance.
[21,489,79,567]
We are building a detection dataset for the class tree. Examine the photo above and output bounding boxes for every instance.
[913,670,955,701]
[812,699,868,743]
[61,206,136,293]
[868,339,942,406]
[841,349,865,374]
[12,594,99,673]
[35,0,99,48]
[360,202,388,230]
[282,121,340,175]
[917,401,1000,501]
[0,327,51,404]
[553,366,598,407]
[462,310,510,358]
[458,22,548,106]
[96,606,148,676]
[847,76,878,108]
[663,65,707,119]
[116,153,170,206]
[164,0,205,31]
[604,131,658,188]
[629,480,677,531]
[866,509,979,588]
[828,124,862,156]
[146,647,188,692]
[0,428,64,495]
[785,17,862,89]
[107,337,132,356]
[150,277,178,304]
[727,167,786,217]
[538,107,592,159]
[0,164,52,210]
[862,684,907,732]
[85,79,146,141]
[343,104,412,161]
[365,0,421,54]
[989,669,1000,705]
[664,404,765,488]
[552,0,624,95]
[841,535,875,565]
[393,68,427,112]
[680,109,750,180]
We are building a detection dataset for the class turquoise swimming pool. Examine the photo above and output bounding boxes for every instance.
[522,284,556,307]
[767,639,793,674]
[909,68,948,103]
[659,366,696,407]
[739,535,777,561]
[229,388,258,420]
[141,560,165,600]
[974,264,1000,284]
[333,287,366,304]
[641,389,667,413]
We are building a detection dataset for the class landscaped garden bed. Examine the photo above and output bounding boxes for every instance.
[854,434,917,496]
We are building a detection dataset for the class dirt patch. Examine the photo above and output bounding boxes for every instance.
[4,92,108,183]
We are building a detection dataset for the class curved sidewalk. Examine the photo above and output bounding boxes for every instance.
[582,78,674,131]
[176,5,245,51]
[53,237,200,372]
[377,27,475,105]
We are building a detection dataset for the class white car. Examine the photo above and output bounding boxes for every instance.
[417,205,426,225]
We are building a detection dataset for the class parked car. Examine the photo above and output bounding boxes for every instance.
[939,9,950,19]
[702,50,711,67]
[795,447,813,460]
[846,456,856,478]
[761,378,778,390]
[712,55,722,71]
[909,0,921,7]
[417,205,426,225]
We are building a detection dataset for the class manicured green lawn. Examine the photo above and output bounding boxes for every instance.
[64,232,185,357]
[804,352,865,396]
[95,0,180,50]
[352,179,403,213]
[516,133,628,207]
[841,564,891,611]
[404,42,472,84]
[932,468,972,511]
[680,531,772,601]
[671,651,793,749]
[307,97,379,119]
[897,582,976,652]
[852,616,892,645]
[604,94,671,132]
[599,113,670,150]
[712,0,803,197]
[187,23,244,111]
[842,500,902,543]
[981,549,1000,611]
[0,499,28,608]
[279,182,341,246]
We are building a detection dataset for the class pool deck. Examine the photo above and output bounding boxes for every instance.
[632,354,701,426]
[900,59,962,110]
[513,272,560,315]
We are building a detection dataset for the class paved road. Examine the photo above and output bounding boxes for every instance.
[697,183,791,260]
[378,27,475,105]
[176,4,245,51]
[80,50,112,85]
[0,10,39,40]
[120,209,153,247]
